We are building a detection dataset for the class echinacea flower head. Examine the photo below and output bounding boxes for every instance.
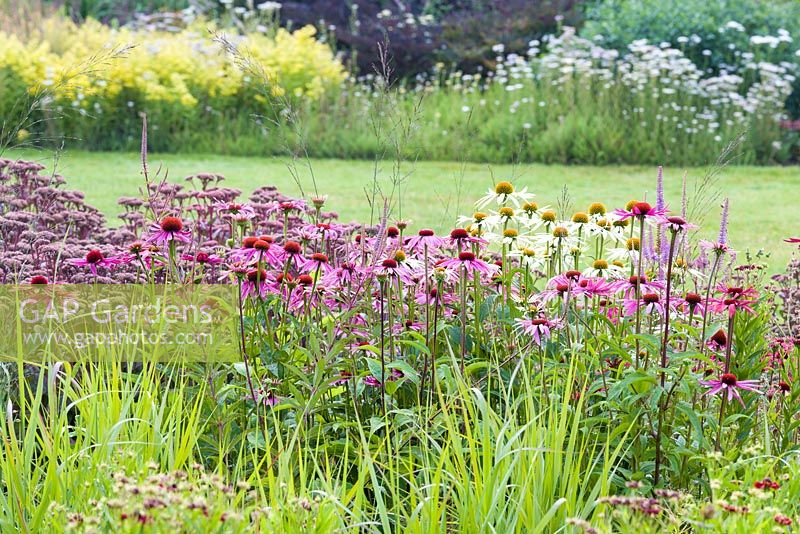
[707,328,727,351]
[311,195,329,209]
[588,202,606,217]
[448,228,487,248]
[373,258,412,282]
[145,216,192,248]
[613,201,668,221]
[215,201,255,220]
[571,212,590,225]
[700,373,761,407]
[612,275,663,298]
[241,268,271,300]
[181,251,223,265]
[364,375,381,387]
[623,292,665,316]
[330,370,353,386]
[657,215,698,233]
[583,259,624,279]
[68,249,124,275]
[303,252,333,274]
[712,285,758,317]
[681,292,706,315]
[475,181,535,209]
[514,316,562,347]
[30,275,48,284]
[540,210,557,225]
[405,229,447,252]
[277,200,307,213]
[439,252,498,277]
[283,241,303,255]
[522,201,539,216]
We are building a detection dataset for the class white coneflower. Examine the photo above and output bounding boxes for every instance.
[533,225,580,250]
[508,247,545,270]
[583,258,625,279]
[568,212,591,234]
[475,181,535,209]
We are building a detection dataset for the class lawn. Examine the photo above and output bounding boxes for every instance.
[10,149,800,272]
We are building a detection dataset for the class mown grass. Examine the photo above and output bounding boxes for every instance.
[10,149,800,272]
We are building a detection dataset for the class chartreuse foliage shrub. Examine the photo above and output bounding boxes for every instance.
[0,16,345,150]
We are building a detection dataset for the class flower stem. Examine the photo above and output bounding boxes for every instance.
[700,252,723,353]
[653,229,679,486]
[634,216,645,368]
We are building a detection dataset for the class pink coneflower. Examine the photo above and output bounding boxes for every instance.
[282,240,306,268]
[439,251,498,277]
[514,316,562,347]
[303,252,333,274]
[301,222,342,241]
[144,216,192,248]
[537,281,573,304]
[623,292,664,316]
[241,268,272,300]
[393,320,424,334]
[681,292,706,316]
[576,276,617,297]
[322,262,361,287]
[287,274,325,311]
[699,239,731,254]
[29,275,48,284]
[256,389,279,407]
[707,329,728,351]
[230,236,283,267]
[68,249,124,275]
[613,275,664,298]
[373,258,413,282]
[613,201,668,221]
[364,375,381,387]
[656,215,697,233]
[330,370,353,386]
[124,241,162,269]
[405,229,448,252]
[273,199,307,214]
[700,373,761,407]
[414,287,457,307]
[712,285,758,317]
[448,228,488,249]
[215,201,255,220]
[181,251,223,265]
